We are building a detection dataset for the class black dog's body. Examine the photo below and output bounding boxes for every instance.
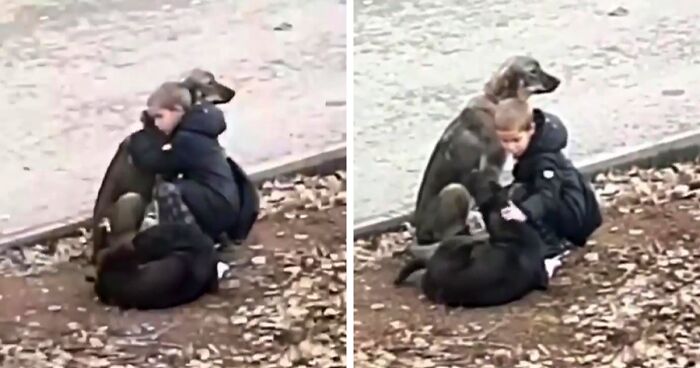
[396,183,549,308]
[94,223,218,310]
[412,56,560,248]
[91,69,259,263]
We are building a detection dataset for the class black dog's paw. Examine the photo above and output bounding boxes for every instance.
[535,264,550,291]
[394,258,427,287]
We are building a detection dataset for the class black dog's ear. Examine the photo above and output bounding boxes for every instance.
[508,182,528,202]
[488,180,501,194]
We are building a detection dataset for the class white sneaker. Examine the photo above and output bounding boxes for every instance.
[216,262,230,279]
[544,250,569,278]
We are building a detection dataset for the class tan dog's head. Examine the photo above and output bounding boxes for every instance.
[139,68,236,127]
[484,56,560,101]
[181,68,236,105]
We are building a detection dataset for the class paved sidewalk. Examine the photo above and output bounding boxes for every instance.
[0,0,346,237]
[354,0,700,224]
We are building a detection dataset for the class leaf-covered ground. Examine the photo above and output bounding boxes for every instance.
[354,161,700,368]
[0,172,347,368]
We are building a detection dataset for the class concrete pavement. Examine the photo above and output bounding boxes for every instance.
[0,0,346,237]
[354,0,700,224]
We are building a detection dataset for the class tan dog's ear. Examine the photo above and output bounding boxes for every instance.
[484,67,512,101]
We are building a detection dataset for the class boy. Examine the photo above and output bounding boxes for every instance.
[493,98,602,258]
[126,82,240,242]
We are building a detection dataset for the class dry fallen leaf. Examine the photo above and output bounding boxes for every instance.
[0,172,347,367]
[251,256,266,265]
[352,161,700,367]
[294,233,309,240]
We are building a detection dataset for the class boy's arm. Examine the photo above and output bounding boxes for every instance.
[517,162,562,222]
[127,128,186,175]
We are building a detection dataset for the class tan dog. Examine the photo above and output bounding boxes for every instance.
[411,56,560,261]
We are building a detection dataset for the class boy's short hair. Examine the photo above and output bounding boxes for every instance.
[147,82,192,111]
[494,98,533,132]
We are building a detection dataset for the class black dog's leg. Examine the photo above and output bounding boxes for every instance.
[394,258,427,286]
[214,232,236,252]
[131,223,207,262]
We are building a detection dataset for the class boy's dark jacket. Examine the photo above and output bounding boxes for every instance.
[512,109,602,246]
[127,103,259,241]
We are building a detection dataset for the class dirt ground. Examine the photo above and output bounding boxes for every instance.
[354,161,700,368]
[0,173,347,368]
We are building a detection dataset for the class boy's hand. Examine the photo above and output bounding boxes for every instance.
[140,110,155,127]
[501,201,527,222]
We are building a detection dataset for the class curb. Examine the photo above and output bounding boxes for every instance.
[0,143,346,250]
[353,129,700,240]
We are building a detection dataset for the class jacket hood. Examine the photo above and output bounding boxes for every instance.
[179,103,227,138]
[524,109,568,155]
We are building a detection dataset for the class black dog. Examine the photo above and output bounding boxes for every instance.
[94,222,218,310]
[395,182,549,308]
[412,56,560,256]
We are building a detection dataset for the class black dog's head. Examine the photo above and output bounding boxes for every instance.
[478,181,521,235]
[181,68,236,105]
[484,56,560,101]
[479,181,509,215]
